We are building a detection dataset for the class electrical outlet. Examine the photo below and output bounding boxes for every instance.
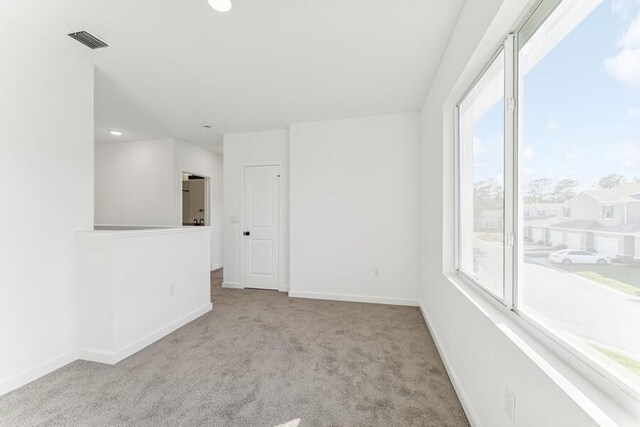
[169,283,175,296]
[504,384,516,422]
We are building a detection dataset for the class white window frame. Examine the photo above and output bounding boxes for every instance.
[455,0,640,406]
[455,44,511,306]
[456,37,515,308]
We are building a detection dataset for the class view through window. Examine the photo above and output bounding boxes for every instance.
[458,51,505,299]
[459,0,640,397]
[518,0,640,395]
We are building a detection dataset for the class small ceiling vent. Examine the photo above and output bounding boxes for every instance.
[68,31,108,49]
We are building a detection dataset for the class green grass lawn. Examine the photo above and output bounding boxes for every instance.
[560,264,640,296]
[591,344,640,377]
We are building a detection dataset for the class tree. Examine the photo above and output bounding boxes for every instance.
[594,174,626,189]
[551,178,579,203]
[524,178,554,203]
[473,179,503,219]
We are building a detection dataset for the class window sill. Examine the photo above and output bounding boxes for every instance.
[441,273,640,426]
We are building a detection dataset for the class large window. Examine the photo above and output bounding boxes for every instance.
[458,51,505,299]
[458,0,640,400]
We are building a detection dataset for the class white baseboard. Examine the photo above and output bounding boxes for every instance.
[79,303,212,365]
[2,304,212,396]
[210,263,223,271]
[222,281,243,289]
[288,291,419,307]
[78,348,114,365]
[419,303,479,427]
[0,349,78,397]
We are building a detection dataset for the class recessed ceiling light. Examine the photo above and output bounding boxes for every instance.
[208,0,232,12]
[202,123,212,129]
[110,130,123,136]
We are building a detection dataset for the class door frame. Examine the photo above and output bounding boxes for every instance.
[239,161,284,291]
[181,171,211,226]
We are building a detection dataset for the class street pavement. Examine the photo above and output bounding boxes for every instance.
[473,237,640,359]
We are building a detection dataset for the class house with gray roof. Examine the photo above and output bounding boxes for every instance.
[545,182,640,261]
[523,204,564,245]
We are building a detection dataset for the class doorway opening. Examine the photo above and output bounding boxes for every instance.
[182,172,209,226]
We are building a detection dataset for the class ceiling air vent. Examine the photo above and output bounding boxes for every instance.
[67,31,108,49]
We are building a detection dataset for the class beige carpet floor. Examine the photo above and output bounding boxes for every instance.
[0,269,468,426]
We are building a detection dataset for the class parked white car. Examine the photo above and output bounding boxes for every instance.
[548,249,610,265]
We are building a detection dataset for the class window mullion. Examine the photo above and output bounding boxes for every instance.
[503,33,517,310]
[454,105,461,273]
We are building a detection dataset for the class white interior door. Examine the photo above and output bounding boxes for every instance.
[242,165,279,290]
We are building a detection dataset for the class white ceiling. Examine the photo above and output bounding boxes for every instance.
[2,0,464,152]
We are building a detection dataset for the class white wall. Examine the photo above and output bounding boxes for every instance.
[174,139,223,269]
[289,114,420,305]
[95,138,223,269]
[222,130,289,289]
[0,17,94,394]
[78,228,212,364]
[95,139,175,226]
[418,0,637,425]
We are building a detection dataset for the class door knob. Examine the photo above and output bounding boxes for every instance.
[243,231,250,236]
